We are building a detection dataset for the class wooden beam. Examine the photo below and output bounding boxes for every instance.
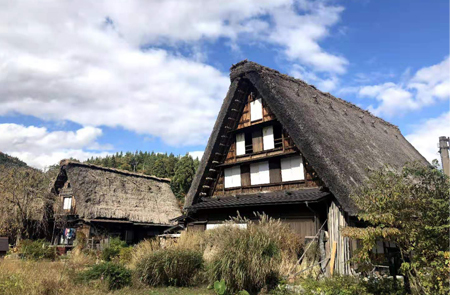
[330,241,337,276]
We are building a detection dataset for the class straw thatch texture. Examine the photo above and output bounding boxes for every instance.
[185,60,429,213]
[54,161,181,224]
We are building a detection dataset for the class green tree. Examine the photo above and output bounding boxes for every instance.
[171,154,196,202]
[342,162,450,295]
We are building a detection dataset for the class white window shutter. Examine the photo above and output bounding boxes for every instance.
[263,126,274,150]
[233,166,241,187]
[250,99,263,122]
[281,156,304,182]
[281,158,292,182]
[224,167,233,188]
[225,166,241,188]
[259,161,270,184]
[290,156,305,181]
[236,133,245,156]
[250,163,260,185]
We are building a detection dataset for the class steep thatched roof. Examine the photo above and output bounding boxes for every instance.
[53,160,181,225]
[185,60,428,213]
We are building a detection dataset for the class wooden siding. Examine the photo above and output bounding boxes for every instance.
[186,203,323,241]
[282,219,316,241]
[236,92,276,130]
[213,154,322,197]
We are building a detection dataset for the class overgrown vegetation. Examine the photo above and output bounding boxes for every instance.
[0,163,54,244]
[301,275,405,295]
[101,237,129,261]
[136,248,204,287]
[205,216,301,294]
[85,151,199,202]
[77,262,132,290]
[17,239,56,260]
[342,162,450,295]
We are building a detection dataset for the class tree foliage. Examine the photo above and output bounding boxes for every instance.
[85,151,200,202]
[342,162,450,294]
[0,165,54,243]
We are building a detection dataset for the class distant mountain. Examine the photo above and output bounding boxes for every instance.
[0,152,27,167]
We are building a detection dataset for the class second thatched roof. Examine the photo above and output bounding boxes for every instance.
[53,160,181,225]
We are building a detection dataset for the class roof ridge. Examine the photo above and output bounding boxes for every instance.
[230,60,399,130]
[59,159,171,182]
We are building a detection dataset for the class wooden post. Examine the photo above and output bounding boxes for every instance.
[330,241,337,276]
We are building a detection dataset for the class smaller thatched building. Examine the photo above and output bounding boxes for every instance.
[51,160,181,248]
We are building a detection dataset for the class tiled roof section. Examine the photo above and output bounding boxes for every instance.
[187,188,331,210]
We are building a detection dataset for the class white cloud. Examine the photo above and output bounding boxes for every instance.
[354,57,450,117]
[0,124,111,169]
[188,151,204,161]
[406,112,450,164]
[0,1,348,149]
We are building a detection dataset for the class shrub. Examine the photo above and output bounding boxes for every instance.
[76,261,131,290]
[301,276,370,295]
[301,275,406,295]
[363,276,405,295]
[18,239,56,260]
[118,246,133,264]
[135,248,203,286]
[101,237,128,261]
[206,215,301,294]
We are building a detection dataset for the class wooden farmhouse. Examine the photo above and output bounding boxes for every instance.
[183,60,428,274]
[51,160,181,249]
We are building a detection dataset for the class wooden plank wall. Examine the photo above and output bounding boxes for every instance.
[327,201,351,275]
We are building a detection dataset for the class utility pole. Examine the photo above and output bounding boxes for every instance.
[438,136,450,177]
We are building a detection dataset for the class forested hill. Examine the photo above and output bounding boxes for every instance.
[85,151,200,202]
[0,152,27,167]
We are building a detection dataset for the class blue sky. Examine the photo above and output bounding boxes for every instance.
[0,0,448,169]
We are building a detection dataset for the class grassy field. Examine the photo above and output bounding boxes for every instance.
[0,259,214,295]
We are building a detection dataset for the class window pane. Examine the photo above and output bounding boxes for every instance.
[63,197,72,210]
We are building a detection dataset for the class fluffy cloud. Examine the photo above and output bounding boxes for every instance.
[0,124,110,169]
[406,112,450,164]
[188,151,204,161]
[356,58,450,117]
[0,1,347,149]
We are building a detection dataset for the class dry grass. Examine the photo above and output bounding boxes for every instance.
[0,259,213,295]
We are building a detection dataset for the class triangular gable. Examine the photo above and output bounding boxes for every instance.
[185,61,429,213]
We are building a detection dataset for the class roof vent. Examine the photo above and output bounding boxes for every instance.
[359,114,364,119]
[371,120,375,127]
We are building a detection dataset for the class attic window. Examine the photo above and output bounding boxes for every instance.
[63,197,72,210]
[250,98,263,121]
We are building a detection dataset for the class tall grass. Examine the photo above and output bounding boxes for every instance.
[205,215,302,294]
[135,248,204,287]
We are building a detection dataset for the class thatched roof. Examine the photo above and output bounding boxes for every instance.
[185,60,428,213]
[53,160,181,225]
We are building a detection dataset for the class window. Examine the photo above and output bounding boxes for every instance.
[63,197,72,210]
[263,125,274,150]
[250,98,263,121]
[250,161,270,185]
[224,165,241,188]
[281,156,305,182]
[236,133,245,156]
